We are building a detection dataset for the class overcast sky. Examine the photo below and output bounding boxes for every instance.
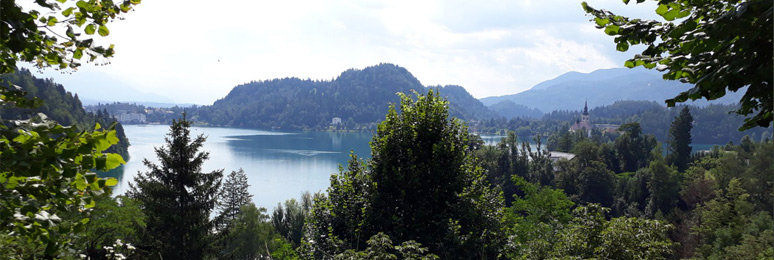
[30,0,660,105]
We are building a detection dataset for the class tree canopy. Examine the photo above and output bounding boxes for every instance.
[1,0,141,74]
[582,0,773,130]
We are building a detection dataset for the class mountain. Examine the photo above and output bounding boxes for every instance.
[429,85,499,120]
[487,100,543,119]
[193,64,496,129]
[1,69,130,157]
[480,67,744,113]
[30,66,175,105]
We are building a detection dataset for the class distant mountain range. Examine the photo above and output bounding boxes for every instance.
[480,67,743,114]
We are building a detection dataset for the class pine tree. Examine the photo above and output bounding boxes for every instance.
[668,107,693,172]
[218,168,253,225]
[128,115,223,259]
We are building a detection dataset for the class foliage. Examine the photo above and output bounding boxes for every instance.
[582,0,773,129]
[614,122,657,172]
[0,113,123,258]
[272,192,313,247]
[334,233,438,260]
[0,0,141,74]
[505,176,574,259]
[69,194,145,260]
[128,116,223,259]
[304,90,504,259]
[221,203,285,260]
[551,204,674,259]
[367,90,504,259]
[218,168,253,228]
[667,107,693,172]
[1,69,130,157]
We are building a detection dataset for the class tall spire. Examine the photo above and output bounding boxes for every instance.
[583,100,589,116]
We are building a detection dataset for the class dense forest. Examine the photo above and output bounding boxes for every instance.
[192,64,497,130]
[477,100,772,145]
[5,90,770,259]
[0,69,130,157]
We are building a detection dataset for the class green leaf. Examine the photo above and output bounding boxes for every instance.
[85,24,96,35]
[104,153,125,170]
[62,7,74,16]
[47,17,58,26]
[624,60,635,68]
[595,18,609,27]
[74,49,83,59]
[104,177,119,187]
[84,199,96,208]
[616,42,629,52]
[655,4,668,16]
[604,25,620,35]
[98,25,110,36]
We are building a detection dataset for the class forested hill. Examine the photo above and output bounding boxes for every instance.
[428,85,499,120]
[192,64,497,129]
[0,69,130,157]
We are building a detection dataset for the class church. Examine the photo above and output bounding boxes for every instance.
[569,102,619,135]
[569,101,592,132]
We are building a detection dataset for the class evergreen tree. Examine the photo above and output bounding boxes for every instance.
[668,107,693,172]
[128,116,223,259]
[218,168,253,226]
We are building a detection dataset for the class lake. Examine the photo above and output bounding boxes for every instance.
[108,125,372,211]
[106,125,717,211]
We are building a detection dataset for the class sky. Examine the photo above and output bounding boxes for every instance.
[30,0,660,105]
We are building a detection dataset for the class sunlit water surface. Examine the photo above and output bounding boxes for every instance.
[106,125,372,211]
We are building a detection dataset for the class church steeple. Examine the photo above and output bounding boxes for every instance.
[583,101,589,116]
[581,101,590,122]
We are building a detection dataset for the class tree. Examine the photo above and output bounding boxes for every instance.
[551,204,674,259]
[304,90,504,259]
[223,203,283,260]
[1,0,138,257]
[0,116,124,258]
[1,0,141,74]
[668,107,693,172]
[367,90,504,259]
[615,122,657,172]
[582,0,772,130]
[218,168,253,227]
[128,116,223,259]
[69,195,145,260]
[272,192,313,247]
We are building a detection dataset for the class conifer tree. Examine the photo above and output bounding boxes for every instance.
[668,107,693,172]
[218,168,253,225]
[128,116,223,259]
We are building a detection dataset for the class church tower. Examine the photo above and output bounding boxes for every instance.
[581,101,590,122]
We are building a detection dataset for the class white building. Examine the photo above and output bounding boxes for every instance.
[115,113,147,124]
[331,117,342,125]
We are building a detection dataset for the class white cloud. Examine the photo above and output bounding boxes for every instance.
[30,0,661,104]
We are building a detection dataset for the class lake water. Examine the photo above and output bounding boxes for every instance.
[107,125,372,211]
[106,125,717,211]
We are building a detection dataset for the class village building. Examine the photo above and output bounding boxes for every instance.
[569,101,620,135]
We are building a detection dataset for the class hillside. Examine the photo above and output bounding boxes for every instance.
[0,69,130,157]
[487,100,543,119]
[480,67,744,113]
[193,64,496,129]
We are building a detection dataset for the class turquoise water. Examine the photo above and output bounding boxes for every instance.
[108,125,719,210]
[110,125,372,211]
